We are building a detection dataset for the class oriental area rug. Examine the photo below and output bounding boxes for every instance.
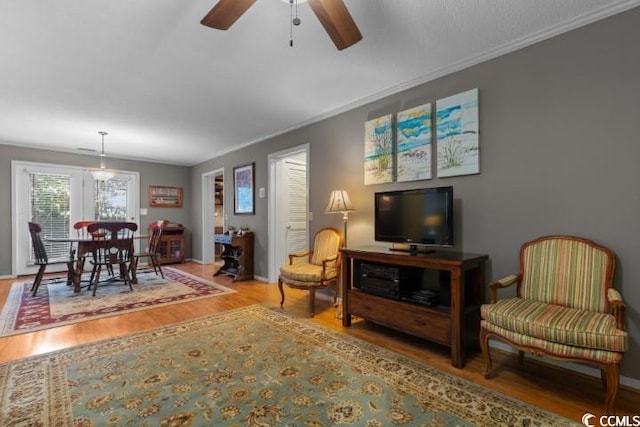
[0,304,577,426]
[0,267,236,337]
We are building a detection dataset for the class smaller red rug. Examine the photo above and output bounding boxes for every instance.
[0,267,236,337]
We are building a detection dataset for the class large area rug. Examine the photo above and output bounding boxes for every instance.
[0,267,236,337]
[0,305,577,426]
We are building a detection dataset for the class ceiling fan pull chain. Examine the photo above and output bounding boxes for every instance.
[289,0,294,46]
[289,0,301,47]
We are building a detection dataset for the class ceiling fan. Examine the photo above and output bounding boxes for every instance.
[200,0,362,50]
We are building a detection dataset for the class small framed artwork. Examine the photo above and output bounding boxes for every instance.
[149,186,183,207]
[233,162,255,215]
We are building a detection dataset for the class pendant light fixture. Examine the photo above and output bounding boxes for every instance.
[90,131,116,181]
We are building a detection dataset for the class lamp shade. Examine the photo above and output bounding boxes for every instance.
[325,190,355,213]
[90,169,116,181]
[90,131,116,181]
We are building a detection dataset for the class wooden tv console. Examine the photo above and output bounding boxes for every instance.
[341,247,488,368]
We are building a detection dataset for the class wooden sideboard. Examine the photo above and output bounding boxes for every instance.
[341,246,488,368]
[155,223,185,264]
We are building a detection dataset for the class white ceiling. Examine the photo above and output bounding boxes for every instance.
[1,0,638,166]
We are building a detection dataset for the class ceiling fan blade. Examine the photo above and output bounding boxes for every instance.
[200,0,256,30]
[308,0,362,50]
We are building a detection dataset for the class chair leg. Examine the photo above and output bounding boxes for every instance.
[66,260,74,286]
[479,327,493,379]
[122,262,133,291]
[153,255,164,278]
[278,278,285,308]
[92,265,102,296]
[30,264,47,297]
[603,364,620,414]
[309,288,316,317]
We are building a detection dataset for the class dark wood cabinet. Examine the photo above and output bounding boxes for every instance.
[214,233,254,281]
[341,247,488,368]
[155,223,185,264]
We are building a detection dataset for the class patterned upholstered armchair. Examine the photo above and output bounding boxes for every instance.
[480,236,628,413]
[278,227,343,317]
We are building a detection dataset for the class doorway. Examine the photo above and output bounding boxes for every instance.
[213,173,224,261]
[201,168,224,265]
[268,144,310,283]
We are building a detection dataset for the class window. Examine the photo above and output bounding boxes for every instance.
[95,178,129,221]
[12,161,139,275]
[29,172,72,260]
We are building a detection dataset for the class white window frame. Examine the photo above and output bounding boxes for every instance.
[11,160,140,276]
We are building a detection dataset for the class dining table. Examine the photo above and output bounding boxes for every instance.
[45,235,148,293]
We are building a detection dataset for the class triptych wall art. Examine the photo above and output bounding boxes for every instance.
[364,114,394,185]
[364,88,479,185]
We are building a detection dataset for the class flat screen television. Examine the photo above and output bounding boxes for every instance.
[374,186,454,251]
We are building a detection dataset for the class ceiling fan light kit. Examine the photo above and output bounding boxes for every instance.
[89,131,116,182]
[200,0,362,50]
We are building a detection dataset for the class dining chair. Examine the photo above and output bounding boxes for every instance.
[86,222,138,295]
[72,220,97,273]
[132,220,165,278]
[27,222,75,297]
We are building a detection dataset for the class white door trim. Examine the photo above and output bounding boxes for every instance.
[201,167,224,265]
[267,143,310,283]
[11,160,140,276]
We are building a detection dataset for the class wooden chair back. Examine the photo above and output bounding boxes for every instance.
[73,220,97,238]
[28,222,48,264]
[148,220,164,254]
[87,221,138,240]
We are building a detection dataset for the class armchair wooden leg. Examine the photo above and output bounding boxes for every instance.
[603,364,620,414]
[479,328,493,379]
[278,278,285,309]
[309,288,316,317]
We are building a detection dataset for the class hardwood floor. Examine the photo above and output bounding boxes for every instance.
[1,262,637,421]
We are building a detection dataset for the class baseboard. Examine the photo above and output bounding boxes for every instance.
[489,341,640,391]
[253,275,269,283]
[0,274,16,280]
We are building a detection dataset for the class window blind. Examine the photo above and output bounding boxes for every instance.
[29,172,71,260]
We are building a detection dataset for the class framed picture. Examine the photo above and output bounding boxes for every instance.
[149,186,183,207]
[364,114,394,185]
[436,88,480,177]
[397,103,432,182]
[233,162,255,215]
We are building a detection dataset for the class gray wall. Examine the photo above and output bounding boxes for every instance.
[0,144,192,271]
[191,8,640,380]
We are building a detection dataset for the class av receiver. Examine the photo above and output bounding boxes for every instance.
[356,262,401,299]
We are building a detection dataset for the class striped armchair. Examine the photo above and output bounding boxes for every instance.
[278,227,343,317]
[480,236,628,413]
